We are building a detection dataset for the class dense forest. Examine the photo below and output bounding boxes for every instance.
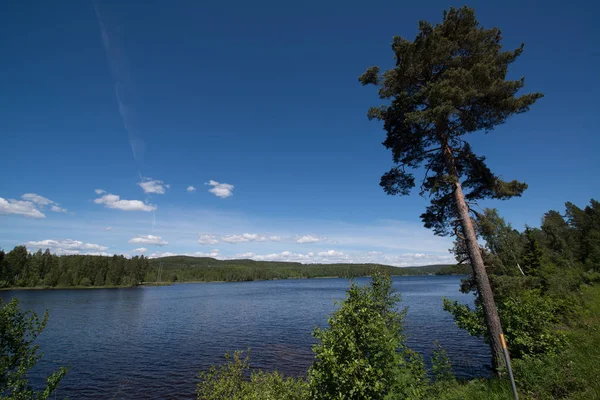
[0,247,456,289]
[148,257,456,282]
[0,248,150,288]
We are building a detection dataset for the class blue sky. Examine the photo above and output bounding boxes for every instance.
[1,0,598,266]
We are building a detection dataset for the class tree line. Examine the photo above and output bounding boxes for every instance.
[0,247,150,288]
[0,246,456,289]
[149,257,454,283]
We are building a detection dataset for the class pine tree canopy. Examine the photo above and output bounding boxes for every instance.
[359,6,543,236]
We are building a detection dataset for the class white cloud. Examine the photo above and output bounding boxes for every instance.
[94,193,156,212]
[2,193,68,216]
[53,249,80,255]
[50,205,67,213]
[128,235,168,246]
[198,234,219,245]
[0,197,45,218]
[26,239,108,252]
[147,251,177,258]
[317,250,345,257]
[186,186,196,192]
[240,250,452,266]
[198,233,282,245]
[221,233,268,244]
[86,251,113,257]
[21,193,54,205]
[104,226,112,230]
[206,180,234,199]
[252,251,315,262]
[138,178,169,194]
[95,189,106,195]
[133,247,148,253]
[296,235,321,244]
[191,249,220,258]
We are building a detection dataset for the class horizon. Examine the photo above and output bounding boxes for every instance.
[11,246,457,268]
[1,0,598,267]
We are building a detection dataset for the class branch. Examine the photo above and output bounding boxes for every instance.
[419,159,436,196]
[422,147,442,154]
[453,225,466,241]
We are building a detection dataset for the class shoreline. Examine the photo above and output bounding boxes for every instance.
[0,282,173,291]
[0,273,467,291]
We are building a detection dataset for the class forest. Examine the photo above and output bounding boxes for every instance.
[0,246,457,289]
[0,249,150,288]
[147,257,459,282]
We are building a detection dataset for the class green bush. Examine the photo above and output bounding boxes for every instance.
[0,298,68,399]
[431,342,454,384]
[79,277,92,286]
[197,351,308,400]
[444,289,566,359]
[308,270,426,399]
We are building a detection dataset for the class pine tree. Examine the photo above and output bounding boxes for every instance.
[522,227,543,275]
[359,6,542,372]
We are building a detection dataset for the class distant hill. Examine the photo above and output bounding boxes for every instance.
[147,256,466,283]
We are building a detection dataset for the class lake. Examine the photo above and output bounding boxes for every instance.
[0,275,490,399]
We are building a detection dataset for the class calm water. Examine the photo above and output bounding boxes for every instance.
[1,275,490,399]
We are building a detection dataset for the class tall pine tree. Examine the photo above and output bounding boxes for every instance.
[359,7,542,372]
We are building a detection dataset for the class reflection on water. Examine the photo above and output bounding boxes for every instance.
[0,275,489,399]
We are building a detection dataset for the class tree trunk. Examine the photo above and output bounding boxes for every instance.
[441,141,506,374]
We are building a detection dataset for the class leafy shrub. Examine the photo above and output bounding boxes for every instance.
[79,277,92,286]
[444,289,566,359]
[0,298,68,399]
[431,342,454,383]
[308,269,426,399]
[197,351,308,400]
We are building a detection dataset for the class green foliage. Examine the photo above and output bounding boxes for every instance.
[434,264,471,275]
[359,6,541,235]
[308,270,426,399]
[522,228,543,275]
[498,291,567,357]
[0,247,150,289]
[0,298,68,399]
[442,298,486,337]
[197,351,249,399]
[431,342,454,383]
[79,277,92,286]
[197,351,308,400]
[446,198,600,365]
[475,209,524,275]
[444,289,566,359]
[511,284,600,399]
